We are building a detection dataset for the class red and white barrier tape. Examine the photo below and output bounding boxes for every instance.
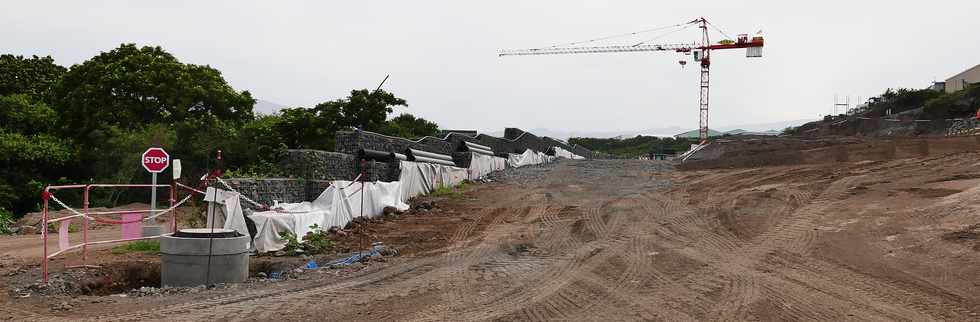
[47,194,193,224]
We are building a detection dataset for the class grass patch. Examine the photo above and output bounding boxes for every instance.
[431,182,468,198]
[111,240,161,254]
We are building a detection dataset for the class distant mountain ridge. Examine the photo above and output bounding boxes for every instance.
[499,119,814,140]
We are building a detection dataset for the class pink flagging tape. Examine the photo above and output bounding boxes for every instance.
[58,220,70,251]
[120,212,143,240]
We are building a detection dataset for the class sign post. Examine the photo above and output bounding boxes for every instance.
[142,148,170,236]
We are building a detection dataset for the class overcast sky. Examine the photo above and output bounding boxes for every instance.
[4,1,979,135]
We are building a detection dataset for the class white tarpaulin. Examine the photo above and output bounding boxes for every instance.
[399,161,468,201]
[553,147,585,160]
[210,161,473,253]
[215,180,410,253]
[507,149,554,168]
[204,187,249,247]
[467,153,507,180]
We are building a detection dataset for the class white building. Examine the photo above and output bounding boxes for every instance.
[945,64,980,93]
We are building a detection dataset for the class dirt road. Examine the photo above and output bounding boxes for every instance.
[6,155,980,321]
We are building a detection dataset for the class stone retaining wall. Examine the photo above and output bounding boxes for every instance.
[280,149,399,182]
[335,130,454,156]
[220,178,332,206]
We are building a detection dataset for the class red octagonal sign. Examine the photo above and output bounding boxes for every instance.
[142,147,170,173]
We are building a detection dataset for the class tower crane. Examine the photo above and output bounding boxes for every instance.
[499,17,764,143]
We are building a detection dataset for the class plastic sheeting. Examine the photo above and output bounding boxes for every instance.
[467,153,507,180]
[205,187,248,247]
[215,180,409,253]
[210,161,482,253]
[552,147,585,160]
[679,142,709,162]
[507,149,554,168]
[399,161,468,201]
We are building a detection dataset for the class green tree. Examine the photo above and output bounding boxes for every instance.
[923,84,980,119]
[866,88,941,116]
[49,44,256,135]
[0,131,72,214]
[275,107,331,150]
[314,89,407,133]
[263,89,413,152]
[0,54,66,100]
[381,113,440,139]
[0,94,59,136]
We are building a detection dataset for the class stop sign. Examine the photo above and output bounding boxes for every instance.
[142,148,170,173]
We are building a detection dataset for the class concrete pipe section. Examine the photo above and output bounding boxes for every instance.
[160,228,250,287]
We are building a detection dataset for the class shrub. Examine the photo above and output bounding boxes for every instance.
[0,208,13,234]
[278,224,334,256]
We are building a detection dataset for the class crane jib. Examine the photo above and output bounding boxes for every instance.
[498,39,761,57]
[497,17,764,143]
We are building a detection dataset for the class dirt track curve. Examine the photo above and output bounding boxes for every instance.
[8,157,980,321]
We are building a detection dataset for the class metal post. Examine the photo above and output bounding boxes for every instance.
[698,17,711,144]
[359,159,366,255]
[41,190,50,283]
[150,173,157,219]
[699,62,710,143]
[169,182,176,233]
[83,185,90,265]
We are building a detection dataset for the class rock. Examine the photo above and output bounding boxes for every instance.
[51,302,73,311]
[382,206,400,216]
[18,226,37,235]
[379,247,399,257]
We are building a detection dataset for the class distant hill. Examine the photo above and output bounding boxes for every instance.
[509,119,814,140]
[674,128,724,139]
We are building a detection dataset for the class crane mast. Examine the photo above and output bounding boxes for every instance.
[499,17,763,143]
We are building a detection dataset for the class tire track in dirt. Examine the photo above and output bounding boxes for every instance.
[651,173,957,320]
[767,252,978,321]
[626,175,855,320]
[95,257,443,321]
[410,198,636,321]
[0,305,43,321]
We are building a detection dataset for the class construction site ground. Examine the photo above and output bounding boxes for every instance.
[4,135,980,321]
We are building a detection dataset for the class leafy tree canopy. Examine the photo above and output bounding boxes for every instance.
[315,89,407,133]
[0,54,66,100]
[0,94,58,135]
[49,44,255,134]
[381,113,440,139]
